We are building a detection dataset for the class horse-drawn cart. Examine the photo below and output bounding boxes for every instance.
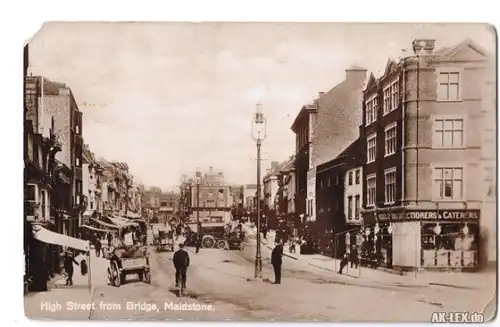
[108,254,151,287]
[154,230,174,252]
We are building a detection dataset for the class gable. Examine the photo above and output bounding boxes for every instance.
[441,39,488,62]
[383,59,397,76]
[365,73,377,91]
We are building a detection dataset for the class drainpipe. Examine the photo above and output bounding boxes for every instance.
[415,53,420,205]
[401,59,406,204]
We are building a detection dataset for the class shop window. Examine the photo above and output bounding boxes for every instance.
[421,222,478,267]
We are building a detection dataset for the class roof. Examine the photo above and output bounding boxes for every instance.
[263,156,295,181]
[290,103,318,133]
[316,138,362,173]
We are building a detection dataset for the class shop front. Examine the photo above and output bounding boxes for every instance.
[375,209,480,270]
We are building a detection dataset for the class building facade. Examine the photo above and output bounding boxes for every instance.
[189,169,233,223]
[39,78,84,237]
[360,38,493,270]
[243,184,258,211]
[315,138,363,256]
[291,103,318,220]
[308,65,368,224]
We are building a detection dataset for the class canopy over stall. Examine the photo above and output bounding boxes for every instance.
[32,224,89,252]
[91,217,119,229]
[31,223,93,293]
[81,224,115,233]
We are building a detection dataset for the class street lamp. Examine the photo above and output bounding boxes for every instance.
[251,103,267,279]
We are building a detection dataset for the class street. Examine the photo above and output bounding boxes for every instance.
[25,232,494,321]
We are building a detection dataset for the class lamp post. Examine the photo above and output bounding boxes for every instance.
[251,103,267,279]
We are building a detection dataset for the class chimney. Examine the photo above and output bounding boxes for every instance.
[412,39,436,55]
[318,92,325,97]
[345,64,367,81]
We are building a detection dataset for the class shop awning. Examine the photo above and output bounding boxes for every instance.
[32,224,89,251]
[81,224,116,233]
[83,210,96,218]
[125,212,141,219]
[108,216,138,228]
[91,217,119,229]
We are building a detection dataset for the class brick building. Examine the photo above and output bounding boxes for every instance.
[291,103,317,220]
[315,138,363,256]
[360,38,494,270]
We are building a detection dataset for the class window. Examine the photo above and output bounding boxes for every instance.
[348,172,353,186]
[367,133,377,163]
[433,167,463,200]
[328,177,332,187]
[25,183,38,217]
[335,174,340,185]
[385,123,397,156]
[438,72,460,101]
[76,157,80,167]
[433,118,464,148]
[27,134,34,162]
[90,202,94,209]
[75,125,80,134]
[347,196,353,220]
[383,79,399,115]
[320,179,323,188]
[384,168,397,204]
[355,195,360,220]
[40,190,47,219]
[391,80,399,110]
[383,86,391,115]
[365,96,378,125]
[355,169,360,184]
[366,175,376,207]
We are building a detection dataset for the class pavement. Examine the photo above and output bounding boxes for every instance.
[244,225,496,291]
[24,229,497,321]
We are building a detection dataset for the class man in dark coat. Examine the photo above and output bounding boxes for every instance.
[173,243,190,288]
[63,250,79,286]
[350,245,359,269]
[271,241,284,284]
[107,233,113,248]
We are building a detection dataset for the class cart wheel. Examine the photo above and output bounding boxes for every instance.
[112,261,121,287]
[202,235,215,248]
[144,270,151,284]
[217,240,226,249]
[138,273,144,281]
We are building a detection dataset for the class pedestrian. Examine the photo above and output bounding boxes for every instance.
[271,240,284,284]
[338,251,349,274]
[262,226,268,239]
[195,234,201,254]
[173,243,190,288]
[107,232,112,248]
[95,238,102,258]
[63,250,79,286]
[350,245,359,269]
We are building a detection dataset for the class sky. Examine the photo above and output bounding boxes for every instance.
[28,22,495,190]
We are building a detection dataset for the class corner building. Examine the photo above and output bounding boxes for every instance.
[360,38,495,270]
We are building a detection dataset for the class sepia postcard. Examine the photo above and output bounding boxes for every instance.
[23,22,497,322]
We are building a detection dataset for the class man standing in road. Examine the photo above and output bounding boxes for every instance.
[271,240,284,284]
[173,243,190,289]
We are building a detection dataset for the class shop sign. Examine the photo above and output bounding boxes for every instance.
[378,210,480,222]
